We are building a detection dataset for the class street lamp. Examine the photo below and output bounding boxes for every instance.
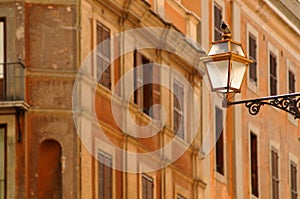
[202,22,300,119]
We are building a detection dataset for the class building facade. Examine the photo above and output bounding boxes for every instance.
[0,0,299,198]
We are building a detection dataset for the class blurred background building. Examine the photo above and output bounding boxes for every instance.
[0,0,299,198]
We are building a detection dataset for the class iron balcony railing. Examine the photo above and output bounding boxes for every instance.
[0,61,25,101]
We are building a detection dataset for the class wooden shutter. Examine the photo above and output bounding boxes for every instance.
[215,107,224,175]
[173,81,184,139]
[114,36,121,95]
[152,64,160,120]
[271,150,279,199]
[289,70,295,94]
[270,53,277,95]
[134,50,144,108]
[142,174,154,199]
[98,151,112,199]
[97,21,111,89]
[250,133,259,197]
[291,163,297,199]
[214,4,222,41]
[249,34,257,82]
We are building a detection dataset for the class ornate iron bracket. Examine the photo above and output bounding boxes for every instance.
[223,93,300,119]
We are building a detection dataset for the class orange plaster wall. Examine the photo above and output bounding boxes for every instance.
[165,2,186,34]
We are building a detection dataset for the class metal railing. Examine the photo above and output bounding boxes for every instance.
[0,61,25,101]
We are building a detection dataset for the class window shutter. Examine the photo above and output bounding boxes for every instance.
[134,50,143,108]
[114,36,121,94]
[97,21,111,89]
[249,35,257,82]
[152,64,160,120]
[270,53,277,95]
[215,107,224,175]
[214,5,222,41]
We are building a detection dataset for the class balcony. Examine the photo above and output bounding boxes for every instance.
[0,61,28,110]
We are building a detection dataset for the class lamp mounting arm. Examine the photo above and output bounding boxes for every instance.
[224,92,300,119]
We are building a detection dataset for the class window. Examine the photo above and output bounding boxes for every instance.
[249,33,257,83]
[173,81,184,139]
[214,4,223,41]
[97,21,111,89]
[288,70,295,93]
[269,52,277,96]
[215,106,224,175]
[142,174,154,199]
[290,162,298,199]
[98,151,112,199]
[250,132,259,197]
[0,125,6,199]
[134,51,160,119]
[271,149,279,199]
[0,18,5,100]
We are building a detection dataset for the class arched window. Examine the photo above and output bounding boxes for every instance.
[38,139,62,199]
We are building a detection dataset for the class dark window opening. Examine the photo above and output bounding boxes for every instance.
[215,107,224,175]
[290,162,298,199]
[250,132,259,197]
[269,53,277,96]
[134,51,160,119]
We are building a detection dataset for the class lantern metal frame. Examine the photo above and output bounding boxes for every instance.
[204,32,300,119]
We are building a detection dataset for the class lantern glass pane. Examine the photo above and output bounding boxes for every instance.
[206,60,229,90]
[230,61,247,90]
[231,43,245,56]
[208,43,228,55]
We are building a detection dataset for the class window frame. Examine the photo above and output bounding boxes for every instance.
[213,98,226,183]
[246,23,259,93]
[248,124,261,199]
[139,163,156,199]
[0,115,16,198]
[249,130,259,198]
[268,43,279,96]
[94,19,115,91]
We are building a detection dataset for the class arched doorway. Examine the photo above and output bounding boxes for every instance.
[38,139,62,199]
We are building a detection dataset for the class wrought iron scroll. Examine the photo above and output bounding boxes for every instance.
[226,93,300,119]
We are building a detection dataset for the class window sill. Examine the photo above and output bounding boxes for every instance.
[215,171,226,184]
